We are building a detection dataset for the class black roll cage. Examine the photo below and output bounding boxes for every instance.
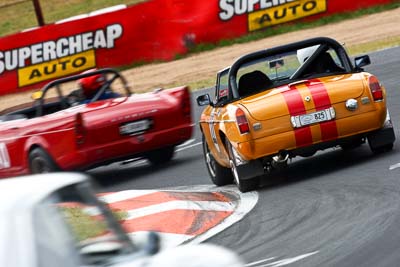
[35,68,131,117]
[227,37,353,101]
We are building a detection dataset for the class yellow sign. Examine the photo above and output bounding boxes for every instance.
[248,0,327,32]
[18,50,96,87]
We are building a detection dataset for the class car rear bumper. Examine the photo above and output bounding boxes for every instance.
[59,123,193,170]
[236,110,386,160]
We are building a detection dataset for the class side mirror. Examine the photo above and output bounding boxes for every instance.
[196,94,212,106]
[131,231,161,255]
[354,55,371,69]
[143,232,160,255]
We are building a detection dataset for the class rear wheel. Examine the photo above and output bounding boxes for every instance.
[29,147,60,174]
[146,146,175,165]
[370,143,393,154]
[368,123,395,154]
[225,140,259,193]
[202,135,233,186]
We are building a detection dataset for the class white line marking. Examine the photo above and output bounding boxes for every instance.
[245,257,276,266]
[100,189,157,203]
[176,141,202,152]
[389,163,400,170]
[116,140,202,168]
[177,138,196,148]
[123,159,147,167]
[162,184,221,192]
[255,251,319,267]
[125,200,235,220]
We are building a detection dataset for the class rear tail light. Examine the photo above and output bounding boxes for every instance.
[75,113,85,145]
[182,87,191,119]
[369,76,383,101]
[168,86,192,120]
[236,108,250,134]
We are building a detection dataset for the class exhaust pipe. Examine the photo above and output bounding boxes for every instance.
[271,150,289,169]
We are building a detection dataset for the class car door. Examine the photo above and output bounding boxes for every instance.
[0,123,27,177]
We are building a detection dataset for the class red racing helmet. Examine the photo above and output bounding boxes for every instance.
[78,69,106,97]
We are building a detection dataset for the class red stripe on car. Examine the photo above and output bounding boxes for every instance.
[307,79,338,141]
[282,87,313,147]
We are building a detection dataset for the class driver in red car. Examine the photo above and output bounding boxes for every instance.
[68,69,121,105]
[78,70,121,103]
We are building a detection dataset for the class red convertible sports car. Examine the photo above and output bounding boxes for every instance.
[0,68,193,178]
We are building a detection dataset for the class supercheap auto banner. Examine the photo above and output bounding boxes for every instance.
[0,0,392,95]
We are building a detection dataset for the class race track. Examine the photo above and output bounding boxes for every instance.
[90,46,400,267]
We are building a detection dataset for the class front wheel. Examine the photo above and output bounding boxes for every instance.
[146,146,175,165]
[202,135,233,186]
[225,139,259,193]
[29,147,60,174]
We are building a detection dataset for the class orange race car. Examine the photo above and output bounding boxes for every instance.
[197,37,395,192]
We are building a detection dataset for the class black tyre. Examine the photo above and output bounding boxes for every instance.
[146,146,175,165]
[368,124,395,154]
[236,177,260,193]
[225,139,259,193]
[202,135,233,186]
[29,147,60,174]
[370,143,393,154]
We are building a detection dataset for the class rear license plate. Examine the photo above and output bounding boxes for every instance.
[291,107,336,128]
[120,119,151,135]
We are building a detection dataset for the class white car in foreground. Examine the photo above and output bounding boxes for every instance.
[0,173,244,267]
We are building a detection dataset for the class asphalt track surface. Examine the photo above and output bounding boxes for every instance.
[91,46,400,267]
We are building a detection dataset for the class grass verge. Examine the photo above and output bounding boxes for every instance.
[62,206,128,242]
[0,0,145,37]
